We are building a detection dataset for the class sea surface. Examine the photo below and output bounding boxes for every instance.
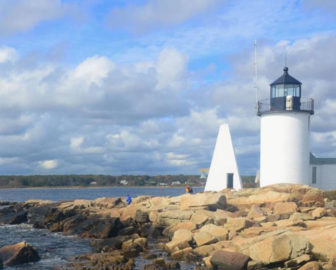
[0,224,92,270]
[0,186,204,202]
[0,187,202,269]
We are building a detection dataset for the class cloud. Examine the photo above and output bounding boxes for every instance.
[70,137,84,150]
[0,48,190,123]
[304,0,336,16]
[72,56,115,87]
[107,130,159,152]
[156,48,188,90]
[106,0,223,33]
[39,159,58,170]
[71,136,104,154]
[108,0,330,66]
[0,30,336,175]
[166,152,194,166]
[0,46,195,174]
[0,47,17,63]
[0,0,73,36]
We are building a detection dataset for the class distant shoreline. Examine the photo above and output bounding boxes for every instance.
[0,174,209,190]
[0,175,255,189]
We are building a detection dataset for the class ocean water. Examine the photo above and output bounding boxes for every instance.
[0,186,204,202]
[0,224,92,270]
[0,225,195,270]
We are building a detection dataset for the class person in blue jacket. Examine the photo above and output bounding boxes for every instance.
[126,194,132,205]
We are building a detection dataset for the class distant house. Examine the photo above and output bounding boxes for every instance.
[120,179,128,185]
[159,183,168,186]
[171,181,181,185]
[90,181,97,185]
[310,153,336,190]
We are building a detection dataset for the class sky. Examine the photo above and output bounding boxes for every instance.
[0,0,336,175]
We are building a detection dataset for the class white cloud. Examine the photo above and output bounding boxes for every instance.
[304,0,336,16]
[70,137,84,150]
[176,109,225,138]
[166,152,193,166]
[0,0,71,36]
[73,56,115,87]
[0,46,190,122]
[0,47,17,63]
[156,48,188,91]
[106,0,223,33]
[39,159,58,170]
[168,134,186,147]
[107,130,159,152]
[70,136,103,154]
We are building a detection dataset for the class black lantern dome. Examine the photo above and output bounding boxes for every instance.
[257,67,314,116]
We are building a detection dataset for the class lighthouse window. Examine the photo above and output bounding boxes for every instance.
[271,84,301,98]
[273,85,285,97]
[278,88,284,97]
[284,88,290,96]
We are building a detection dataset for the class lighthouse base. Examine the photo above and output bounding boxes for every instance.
[260,112,310,187]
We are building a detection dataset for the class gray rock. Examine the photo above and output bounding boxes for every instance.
[0,241,40,266]
[0,205,27,225]
[135,209,149,223]
[210,250,250,270]
[27,204,57,228]
[249,233,311,264]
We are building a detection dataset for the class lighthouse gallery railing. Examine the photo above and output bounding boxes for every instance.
[257,97,314,116]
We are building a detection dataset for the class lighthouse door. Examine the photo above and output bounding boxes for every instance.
[227,173,234,188]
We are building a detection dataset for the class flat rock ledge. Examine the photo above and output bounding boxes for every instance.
[0,184,336,269]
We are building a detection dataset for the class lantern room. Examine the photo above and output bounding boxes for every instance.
[257,67,314,116]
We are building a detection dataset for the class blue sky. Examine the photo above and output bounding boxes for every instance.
[0,0,336,175]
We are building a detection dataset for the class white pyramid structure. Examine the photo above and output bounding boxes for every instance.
[204,124,242,191]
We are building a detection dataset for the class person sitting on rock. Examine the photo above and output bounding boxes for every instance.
[126,194,132,205]
[185,186,193,194]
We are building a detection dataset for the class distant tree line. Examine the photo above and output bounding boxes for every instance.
[241,176,257,188]
[0,174,256,188]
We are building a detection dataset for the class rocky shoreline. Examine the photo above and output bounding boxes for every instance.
[0,184,335,269]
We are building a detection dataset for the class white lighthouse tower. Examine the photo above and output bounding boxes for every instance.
[258,67,314,187]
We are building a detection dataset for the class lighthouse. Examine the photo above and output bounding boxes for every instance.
[258,67,314,187]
